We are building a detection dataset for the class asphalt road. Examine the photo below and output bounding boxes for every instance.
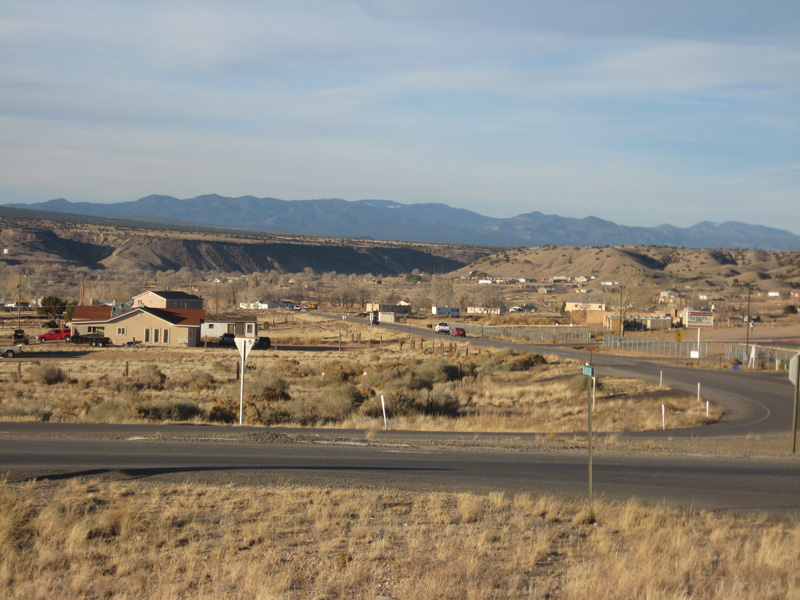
[1,317,798,515]
[1,425,798,515]
[376,318,797,439]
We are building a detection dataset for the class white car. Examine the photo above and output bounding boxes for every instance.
[435,322,450,334]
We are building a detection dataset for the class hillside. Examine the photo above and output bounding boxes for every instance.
[4,195,800,250]
[0,214,487,275]
[462,246,800,291]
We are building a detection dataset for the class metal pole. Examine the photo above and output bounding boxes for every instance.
[239,356,245,425]
[745,285,751,358]
[588,375,594,515]
[793,359,799,454]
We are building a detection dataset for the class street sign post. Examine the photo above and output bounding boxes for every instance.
[235,337,256,426]
[790,355,799,454]
[583,364,595,517]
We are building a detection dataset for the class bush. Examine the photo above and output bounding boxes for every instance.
[422,390,460,417]
[133,401,205,421]
[508,353,547,371]
[316,383,363,421]
[250,372,290,403]
[208,404,236,423]
[28,363,67,385]
[130,364,166,390]
[416,360,460,384]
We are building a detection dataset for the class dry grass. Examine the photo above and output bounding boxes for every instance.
[1,479,797,599]
[0,342,718,432]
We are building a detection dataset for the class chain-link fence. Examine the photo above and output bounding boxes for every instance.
[461,324,592,343]
[602,335,708,358]
[725,344,799,370]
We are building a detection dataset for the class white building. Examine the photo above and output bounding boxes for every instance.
[432,306,461,316]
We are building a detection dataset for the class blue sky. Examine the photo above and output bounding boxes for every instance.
[1,1,798,233]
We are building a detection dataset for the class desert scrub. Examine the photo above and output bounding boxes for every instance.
[1,480,798,600]
[27,363,67,385]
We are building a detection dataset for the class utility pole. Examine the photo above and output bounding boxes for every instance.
[744,284,752,359]
[16,274,22,330]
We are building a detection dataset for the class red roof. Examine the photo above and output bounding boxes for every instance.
[71,305,113,321]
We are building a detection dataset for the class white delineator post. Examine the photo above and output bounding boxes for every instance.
[235,337,256,426]
[381,394,388,430]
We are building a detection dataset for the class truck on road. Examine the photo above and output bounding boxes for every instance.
[0,344,23,358]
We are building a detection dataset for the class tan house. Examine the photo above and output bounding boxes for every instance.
[71,307,204,347]
[132,291,204,310]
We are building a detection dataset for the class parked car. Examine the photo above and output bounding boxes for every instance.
[451,328,466,337]
[1,344,23,358]
[12,330,29,345]
[36,328,71,343]
[40,320,58,329]
[434,322,450,334]
[219,332,236,346]
[252,336,271,350]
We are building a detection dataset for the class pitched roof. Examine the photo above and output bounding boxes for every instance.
[71,305,113,321]
[71,307,205,328]
[140,307,205,326]
[132,290,202,301]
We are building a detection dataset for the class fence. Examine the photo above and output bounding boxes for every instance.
[462,324,592,344]
[602,335,708,358]
[725,344,799,370]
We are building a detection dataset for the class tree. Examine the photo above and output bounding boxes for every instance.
[37,296,67,321]
[605,266,653,337]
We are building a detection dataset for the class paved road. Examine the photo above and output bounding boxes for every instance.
[373,318,797,439]
[1,424,798,515]
[1,317,798,515]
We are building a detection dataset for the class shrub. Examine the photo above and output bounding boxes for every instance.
[316,383,363,421]
[250,372,290,403]
[187,371,215,392]
[422,390,460,417]
[416,360,460,384]
[28,363,66,385]
[129,364,166,390]
[133,400,205,421]
[208,404,237,423]
[508,353,547,371]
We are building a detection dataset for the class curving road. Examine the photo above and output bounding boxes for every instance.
[1,318,798,515]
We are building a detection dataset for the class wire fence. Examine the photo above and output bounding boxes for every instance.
[461,324,592,343]
[724,344,799,370]
[602,335,709,358]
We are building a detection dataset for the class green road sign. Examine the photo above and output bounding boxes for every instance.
[582,364,595,378]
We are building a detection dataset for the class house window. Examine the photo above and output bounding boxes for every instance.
[163,329,169,344]
[208,324,215,330]
[88,326,105,335]
[246,323,255,336]
[117,327,126,335]
[144,329,151,343]
[154,329,160,344]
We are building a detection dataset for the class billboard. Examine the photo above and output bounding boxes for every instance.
[685,310,714,328]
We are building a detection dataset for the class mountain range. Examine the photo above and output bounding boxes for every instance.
[4,195,799,251]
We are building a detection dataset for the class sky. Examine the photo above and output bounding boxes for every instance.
[1,1,799,233]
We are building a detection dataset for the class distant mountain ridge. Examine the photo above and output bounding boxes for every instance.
[4,195,799,250]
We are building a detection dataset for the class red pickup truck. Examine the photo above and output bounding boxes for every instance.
[36,328,71,343]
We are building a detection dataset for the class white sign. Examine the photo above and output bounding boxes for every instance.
[235,337,255,361]
[790,355,799,386]
[234,337,256,425]
[686,310,714,328]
